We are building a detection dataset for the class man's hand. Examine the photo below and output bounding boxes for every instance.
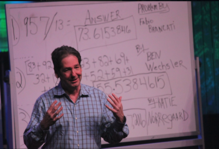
[40,100,64,130]
[105,93,125,123]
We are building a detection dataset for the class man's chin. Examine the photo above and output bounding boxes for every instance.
[69,83,80,89]
[61,81,80,91]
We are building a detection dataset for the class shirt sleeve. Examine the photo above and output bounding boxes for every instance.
[101,93,129,144]
[23,97,49,149]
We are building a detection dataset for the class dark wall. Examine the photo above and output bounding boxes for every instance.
[192,1,219,149]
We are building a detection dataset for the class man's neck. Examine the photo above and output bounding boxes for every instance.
[62,84,81,103]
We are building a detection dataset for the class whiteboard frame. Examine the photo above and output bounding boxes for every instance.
[5,1,203,148]
[5,5,19,149]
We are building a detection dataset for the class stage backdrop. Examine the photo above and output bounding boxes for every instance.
[5,1,198,148]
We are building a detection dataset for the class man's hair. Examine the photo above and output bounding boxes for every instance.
[51,45,81,75]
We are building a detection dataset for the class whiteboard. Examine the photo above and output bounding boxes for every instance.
[5,1,198,148]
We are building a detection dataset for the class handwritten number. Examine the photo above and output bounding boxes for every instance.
[34,74,40,85]
[19,108,30,124]
[29,17,38,35]
[148,76,155,89]
[78,27,90,41]
[78,27,83,41]
[157,75,165,89]
[139,76,148,89]
[94,28,100,39]
[132,78,138,90]
[83,58,90,70]
[103,55,109,66]
[55,19,64,31]
[127,66,133,75]
[24,17,28,37]
[47,61,53,69]
[98,56,104,67]
[104,82,112,94]
[104,27,110,39]
[41,73,46,83]
[111,27,116,37]
[90,71,96,81]
[16,72,23,88]
[116,68,122,77]
[42,61,53,69]
[97,69,104,80]
[96,83,104,92]
[83,28,90,40]
[123,79,131,92]
[40,12,57,40]
[40,16,49,36]
[24,17,38,36]
[115,79,123,94]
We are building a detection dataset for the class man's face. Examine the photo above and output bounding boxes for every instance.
[57,54,82,90]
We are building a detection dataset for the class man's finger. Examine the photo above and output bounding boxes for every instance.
[55,113,64,121]
[54,102,62,111]
[56,106,63,115]
[105,104,117,113]
[50,102,61,113]
[108,94,118,104]
[52,106,63,118]
[112,93,121,102]
[49,100,57,110]
[118,96,122,101]
[112,93,118,98]
[107,98,117,109]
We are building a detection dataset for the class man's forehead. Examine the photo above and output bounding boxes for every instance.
[61,55,79,62]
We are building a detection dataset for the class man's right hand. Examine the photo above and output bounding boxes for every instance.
[40,100,64,130]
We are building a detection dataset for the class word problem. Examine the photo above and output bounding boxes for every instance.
[83,66,134,82]
[81,52,129,70]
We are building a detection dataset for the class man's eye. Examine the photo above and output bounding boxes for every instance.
[63,69,69,72]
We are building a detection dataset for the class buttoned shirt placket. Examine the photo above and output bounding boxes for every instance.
[74,96,80,148]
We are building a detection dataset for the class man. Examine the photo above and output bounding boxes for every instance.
[23,46,129,149]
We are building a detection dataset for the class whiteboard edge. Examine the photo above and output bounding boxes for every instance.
[187,1,200,135]
[5,4,21,149]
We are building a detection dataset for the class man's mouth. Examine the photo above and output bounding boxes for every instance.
[69,78,78,82]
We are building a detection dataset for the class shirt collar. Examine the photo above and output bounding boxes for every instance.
[79,84,89,97]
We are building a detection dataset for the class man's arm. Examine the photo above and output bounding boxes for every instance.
[40,100,63,129]
[101,93,129,144]
[23,100,63,149]
[105,94,125,123]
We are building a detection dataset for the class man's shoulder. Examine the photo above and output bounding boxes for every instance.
[37,85,58,100]
[81,84,107,103]
[34,85,59,107]
[81,83,95,90]
[81,83,106,96]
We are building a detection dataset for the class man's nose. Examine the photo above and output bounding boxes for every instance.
[71,69,76,76]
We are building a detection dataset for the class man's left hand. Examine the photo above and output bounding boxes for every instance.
[105,93,124,123]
